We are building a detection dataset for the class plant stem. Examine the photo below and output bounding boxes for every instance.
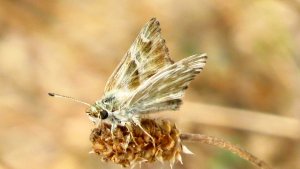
[180,133,273,169]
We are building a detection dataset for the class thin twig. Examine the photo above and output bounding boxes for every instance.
[180,133,273,169]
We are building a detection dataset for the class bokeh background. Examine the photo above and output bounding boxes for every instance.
[1,0,300,169]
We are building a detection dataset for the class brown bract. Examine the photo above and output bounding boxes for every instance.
[90,119,183,167]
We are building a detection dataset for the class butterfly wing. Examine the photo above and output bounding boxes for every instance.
[122,54,207,114]
[104,18,173,93]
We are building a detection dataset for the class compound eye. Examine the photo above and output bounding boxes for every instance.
[100,110,108,119]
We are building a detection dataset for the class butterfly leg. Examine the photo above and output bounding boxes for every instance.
[132,116,155,146]
[96,118,102,128]
[110,121,117,138]
[125,123,138,145]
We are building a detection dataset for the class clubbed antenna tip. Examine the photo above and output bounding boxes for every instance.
[48,92,91,107]
[48,93,55,97]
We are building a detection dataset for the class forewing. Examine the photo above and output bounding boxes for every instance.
[104,18,173,93]
[122,54,207,114]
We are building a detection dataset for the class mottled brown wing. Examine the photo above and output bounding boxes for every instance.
[123,54,207,114]
[104,18,173,93]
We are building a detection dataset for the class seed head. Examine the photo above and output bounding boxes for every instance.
[90,118,186,167]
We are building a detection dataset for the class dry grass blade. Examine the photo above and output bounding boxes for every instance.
[180,133,273,169]
[163,102,300,140]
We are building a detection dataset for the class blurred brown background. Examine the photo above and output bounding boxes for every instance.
[1,0,300,169]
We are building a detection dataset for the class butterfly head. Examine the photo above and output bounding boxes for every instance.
[86,105,109,124]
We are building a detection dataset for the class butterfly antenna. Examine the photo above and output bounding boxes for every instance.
[48,92,91,107]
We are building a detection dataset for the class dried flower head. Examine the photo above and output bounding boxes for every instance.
[90,118,191,167]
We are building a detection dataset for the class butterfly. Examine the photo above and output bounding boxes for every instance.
[49,18,207,137]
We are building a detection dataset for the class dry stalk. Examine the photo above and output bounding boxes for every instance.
[180,133,273,169]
